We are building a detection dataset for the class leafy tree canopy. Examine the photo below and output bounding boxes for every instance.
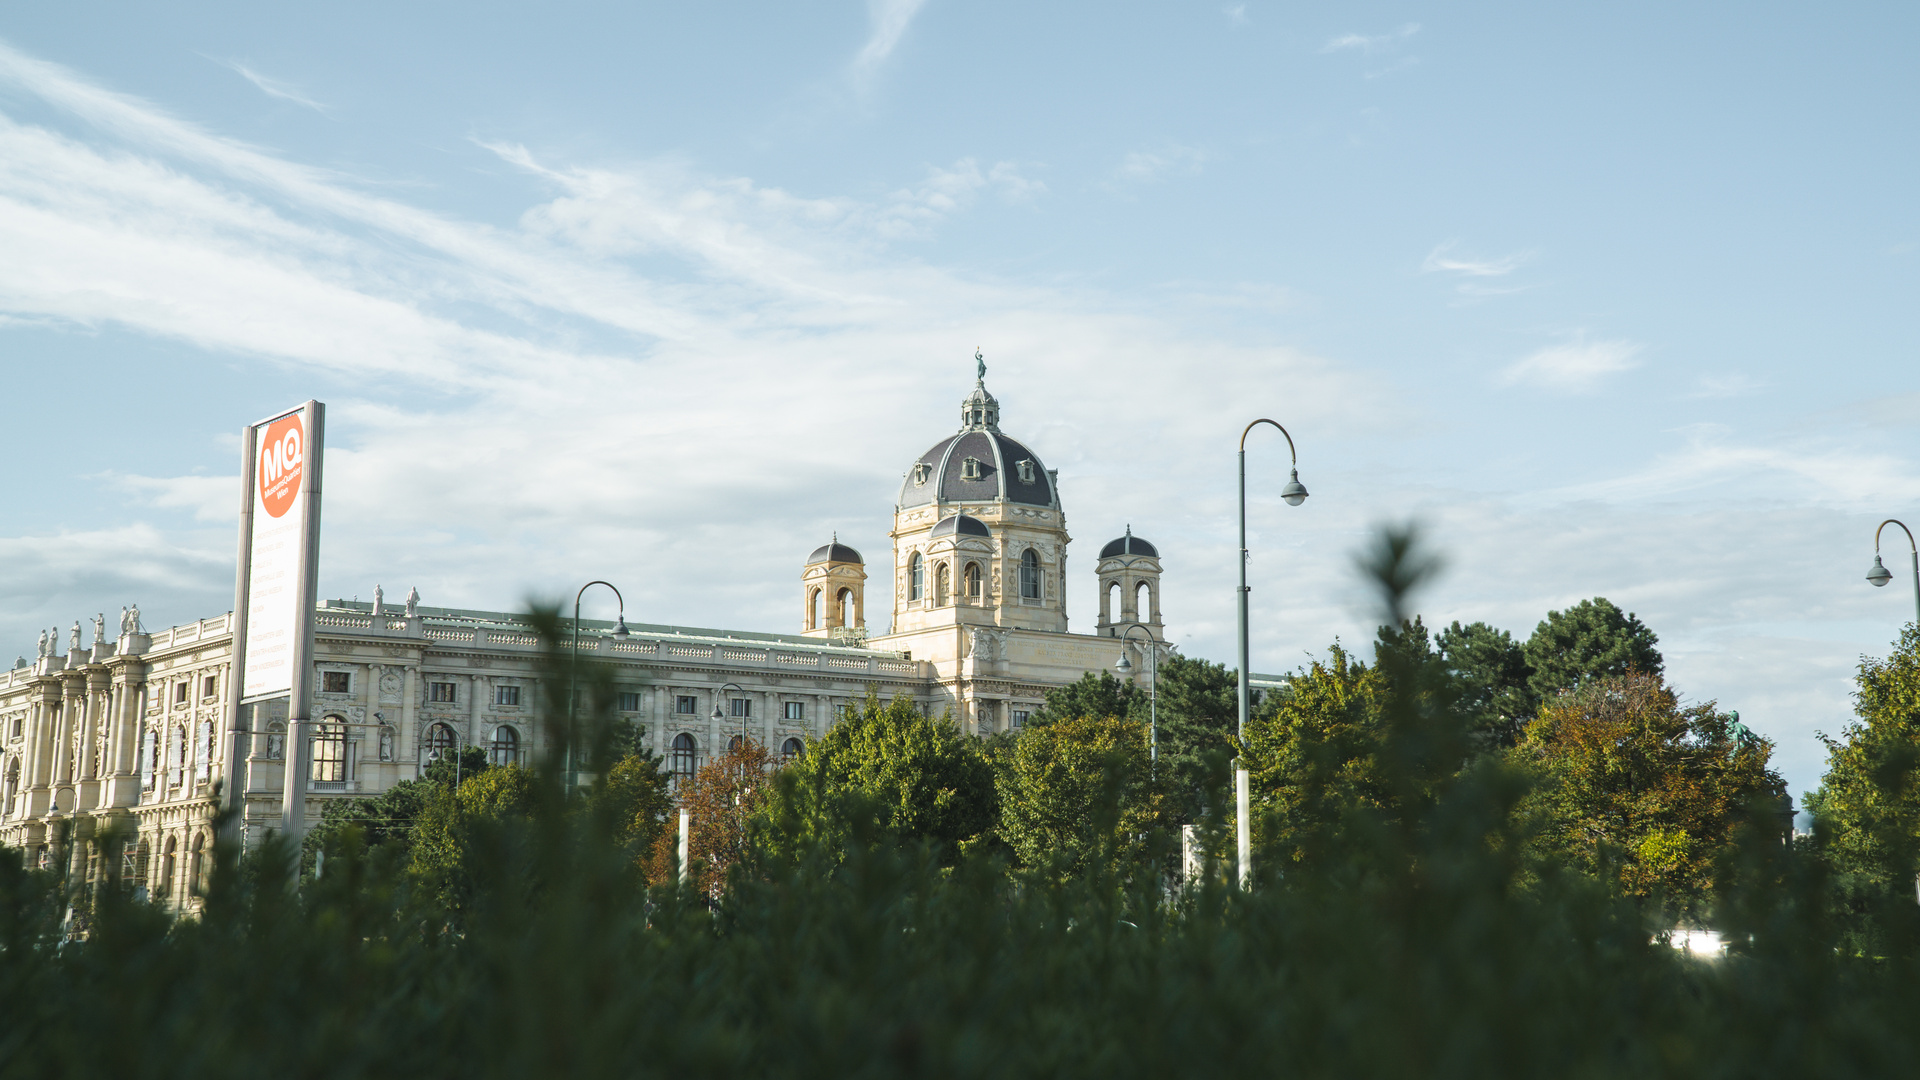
[995,713,1162,882]
[1033,670,1144,728]
[757,693,994,868]
[1524,597,1663,700]
[1437,620,1538,751]
[1512,671,1782,910]
[1805,624,1920,891]
[1241,644,1392,866]
[1150,653,1241,824]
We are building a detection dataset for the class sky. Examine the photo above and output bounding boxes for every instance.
[0,1,1915,800]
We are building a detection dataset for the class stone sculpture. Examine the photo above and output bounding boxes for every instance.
[372,584,385,616]
[405,586,419,618]
[92,613,105,646]
[68,622,82,654]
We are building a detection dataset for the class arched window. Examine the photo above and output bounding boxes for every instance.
[3,757,17,815]
[1020,549,1042,600]
[311,719,347,783]
[670,733,696,779]
[909,553,924,600]
[728,734,745,753]
[139,727,158,787]
[490,725,521,768]
[159,835,177,900]
[1136,581,1152,622]
[964,562,981,599]
[839,588,855,625]
[935,563,950,606]
[781,737,804,763]
[133,839,150,895]
[424,723,457,763]
[808,587,823,630]
[1106,580,1120,623]
[188,834,205,899]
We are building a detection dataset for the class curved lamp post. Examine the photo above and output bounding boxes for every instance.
[1113,623,1161,766]
[1867,519,1920,626]
[569,581,630,794]
[1236,419,1308,891]
[709,681,750,755]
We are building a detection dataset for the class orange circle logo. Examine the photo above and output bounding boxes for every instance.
[258,413,305,519]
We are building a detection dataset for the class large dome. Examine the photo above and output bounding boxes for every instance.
[897,371,1057,510]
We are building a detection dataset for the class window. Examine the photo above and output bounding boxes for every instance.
[912,461,931,485]
[935,562,950,606]
[809,587,823,630]
[728,734,745,753]
[322,671,351,695]
[670,733,696,779]
[783,701,804,721]
[195,719,213,782]
[494,684,521,707]
[618,692,642,712]
[173,682,189,705]
[909,553,923,600]
[188,835,205,899]
[675,695,697,715]
[1016,458,1036,484]
[159,836,177,900]
[139,728,157,789]
[960,456,983,480]
[838,588,855,626]
[311,721,347,783]
[424,723,457,762]
[430,681,457,704]
[1020,549,1042,600]
[3,758,17,812]
[201,675,218,698]
[1136,581,1152,622]
[964,562,981,599]
[781,737,804,763]
[490,726,521,768]
[1011,710,1030,730]
[729,698,751,718]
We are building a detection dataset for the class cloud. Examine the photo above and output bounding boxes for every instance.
[222,60,327,112]
[1691,373,1766,399]
[1321,23,1419,55]
[1224,5,1250,27]
[1499,339,1642,391]
[1422,242,1530,278]
[851,0,929,83]
[1113,145,1207,186]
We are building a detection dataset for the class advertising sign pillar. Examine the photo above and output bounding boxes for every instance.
[220,401,325,848]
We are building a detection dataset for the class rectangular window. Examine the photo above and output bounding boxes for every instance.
[1011,710,1030,730]
[494,684,521,707]
[675,695,697,715]
[172,683,188,705]
[322,671,351,694]
[783,701,804,721]
[429,681,457,704]
[618,692,642,712]
[201,675,218,698]
[729,698,751,718]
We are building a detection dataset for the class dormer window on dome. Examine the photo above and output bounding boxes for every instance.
[961,456,984,480]
[1016,458,1036,484]
[912,462,931,486]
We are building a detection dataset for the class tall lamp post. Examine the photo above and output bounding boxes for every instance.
[709,682,749,754]
[1113,624,1161,766]
[1866,519,1920,626]
[1235,419,1308,891]
[569,581,630,794]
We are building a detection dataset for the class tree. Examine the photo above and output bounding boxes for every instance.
[995,713,1162,881]
[1523,597,1662,700]
[1240,644,1392,866]
[1437,620,1538,751]
[302,747,491,875]
[646,739,773,896]
[1033,670,1144,728]
[1805,624,1920,891]
[1150,653,1241,824]
[756,692,995,867]
[1512,671,1782,909]
[409,762,541,912]
[584,751,675,864]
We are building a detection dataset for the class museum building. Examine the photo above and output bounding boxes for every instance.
[0,369,1185,908]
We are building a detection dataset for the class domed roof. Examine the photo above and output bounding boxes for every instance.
[898,364,1057,511]
[929,513,992,539]
[1099,527,1158,559]
[806,537,863,565]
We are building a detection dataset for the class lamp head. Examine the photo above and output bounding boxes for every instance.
[1115,652,1134,674]
[1281,468,1309,507]
[711,703,725,722]
[612,615,630,639]
[1868,555,1894,587]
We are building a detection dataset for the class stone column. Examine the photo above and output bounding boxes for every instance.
[401,665,419,777]
[469,673,485,748]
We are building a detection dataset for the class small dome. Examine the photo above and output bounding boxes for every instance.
[807,538,863,565]
[1099,527,1158,559]
[928,513,992,539]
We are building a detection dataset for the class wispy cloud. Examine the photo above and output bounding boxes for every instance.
[223,60,326,112]
[851,0,929,84]
[1422,242,1529,278]
[1321,23,1419,55]
[1692,373,1766,399]
[1224,5,1251,27]
[1112,145,1207,187]
[1499,339,1642,392]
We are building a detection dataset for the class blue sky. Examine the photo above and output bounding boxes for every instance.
[1,2,1915,799]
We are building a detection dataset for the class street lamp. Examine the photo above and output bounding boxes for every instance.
[569,580,630,794]
[1113,624,1160,766]
[710,681,749,754]
[1867,519,1920,626]
[1235,418,1308,891]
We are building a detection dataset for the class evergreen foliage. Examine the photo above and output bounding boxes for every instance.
[1523,596,1664,700]
[994,713,1162,881]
